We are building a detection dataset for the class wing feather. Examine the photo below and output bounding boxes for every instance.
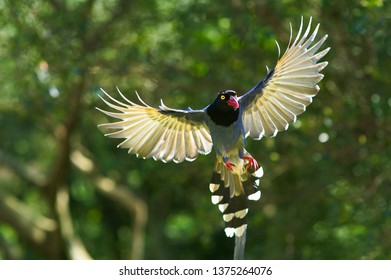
[96,88,213,163]
[239,17,330,140]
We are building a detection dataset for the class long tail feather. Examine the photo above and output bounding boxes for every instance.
[234,230,247,260]
[209,155,263,258]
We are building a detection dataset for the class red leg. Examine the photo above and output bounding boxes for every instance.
[225,161,236,171]
[242,155,259,170]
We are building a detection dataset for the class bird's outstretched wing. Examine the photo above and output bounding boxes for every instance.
[96,88,213,163]
[239,17,330,139]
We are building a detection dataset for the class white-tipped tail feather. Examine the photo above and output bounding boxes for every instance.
[209,156,263,238]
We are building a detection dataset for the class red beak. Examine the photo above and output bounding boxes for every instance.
[227,95,239,109]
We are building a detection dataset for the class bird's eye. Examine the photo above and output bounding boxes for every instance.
[220,95,226,100]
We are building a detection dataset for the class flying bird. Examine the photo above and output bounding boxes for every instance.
[97,17,329,258]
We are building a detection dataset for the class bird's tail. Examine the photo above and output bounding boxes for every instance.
[209,153,263,238]
[234,229,247,260]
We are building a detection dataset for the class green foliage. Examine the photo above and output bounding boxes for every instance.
[0,0,390,259]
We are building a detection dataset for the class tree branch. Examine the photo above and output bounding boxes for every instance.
[0,194,60,258]
[0,150,47,188]
[95,177,148,260]
[45,77,86,203]
[70,149,148,259]
[55,184,92,260]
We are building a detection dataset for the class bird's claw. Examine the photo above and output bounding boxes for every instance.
[243,156,259,170]
[225,161,236,171]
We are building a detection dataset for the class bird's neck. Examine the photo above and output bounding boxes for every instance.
[206,103,239,127]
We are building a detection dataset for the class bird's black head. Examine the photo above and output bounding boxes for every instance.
[206,90,240,127]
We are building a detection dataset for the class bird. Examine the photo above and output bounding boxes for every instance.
[96,17,329,257]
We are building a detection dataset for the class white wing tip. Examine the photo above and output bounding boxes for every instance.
[275,40,281,57]
[185,156,198,162]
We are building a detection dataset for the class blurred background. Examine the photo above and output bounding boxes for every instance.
[0,0,390,260]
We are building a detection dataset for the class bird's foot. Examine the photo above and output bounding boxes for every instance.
[243,155,259,171]
[225,161,236,171]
